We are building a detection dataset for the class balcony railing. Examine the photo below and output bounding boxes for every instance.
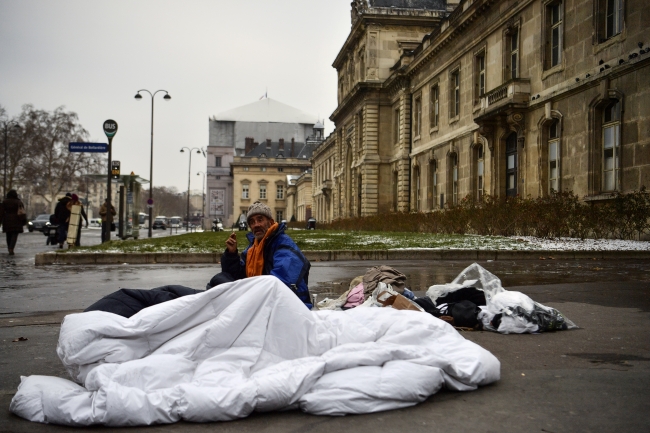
[475,79,531,119]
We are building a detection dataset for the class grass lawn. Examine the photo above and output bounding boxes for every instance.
[62,230,533,253]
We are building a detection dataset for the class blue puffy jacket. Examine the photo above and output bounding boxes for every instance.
[220,223,312,309]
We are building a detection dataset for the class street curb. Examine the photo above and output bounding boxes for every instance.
[34,249,650,265]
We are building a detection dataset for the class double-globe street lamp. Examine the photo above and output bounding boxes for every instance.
[197,170,207,229]
[180,147,205,231]
[2,120,21,199]
[134,89,171,238]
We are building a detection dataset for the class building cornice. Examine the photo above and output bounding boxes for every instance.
[405,0,501,77]
[333,12,446,69]
[330,83,382,122]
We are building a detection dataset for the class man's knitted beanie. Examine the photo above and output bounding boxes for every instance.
[247,201,273,221]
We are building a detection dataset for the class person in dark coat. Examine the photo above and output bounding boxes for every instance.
[99,198,116,243]
[208,201,312,309]
[54,193,72,248]
[0,190,27,255]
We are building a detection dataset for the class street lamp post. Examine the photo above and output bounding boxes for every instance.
[134,89,171,238]
[197,170,207,229]
[180,147,205,231]
[2,120,21,199]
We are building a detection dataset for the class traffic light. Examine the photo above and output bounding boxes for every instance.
[111,161,121,179]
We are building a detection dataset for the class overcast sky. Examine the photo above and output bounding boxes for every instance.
[0,0,351,192]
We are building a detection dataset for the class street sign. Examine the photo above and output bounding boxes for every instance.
[111,161,121,179]
[103,120,118,138]
[68,142,108,153]
[147,198,153,205]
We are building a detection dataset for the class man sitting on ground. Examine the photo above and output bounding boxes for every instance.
[207,201,312,309]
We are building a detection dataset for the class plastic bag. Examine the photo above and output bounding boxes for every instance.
[428,263,577,334]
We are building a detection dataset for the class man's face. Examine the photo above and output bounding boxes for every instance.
[248,214,273,242]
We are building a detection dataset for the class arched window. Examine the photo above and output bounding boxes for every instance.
[449,153,459,205]
[429,159,437,210]
[392,170,398,212]
[506,133,518,197]
[414,166,421,211]
[548,120,560,192]
[357,172,362,217]
[602,99,621,191]
[476,145,484,201]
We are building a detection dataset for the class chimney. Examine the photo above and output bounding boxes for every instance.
[291,138,295,157]
[266,139,271,150]
[245,137,254,155]
[279,138,284,151]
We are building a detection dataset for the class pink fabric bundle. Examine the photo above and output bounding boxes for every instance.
[343,283,365,308]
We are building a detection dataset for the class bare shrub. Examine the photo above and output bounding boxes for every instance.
[319,189,650,240]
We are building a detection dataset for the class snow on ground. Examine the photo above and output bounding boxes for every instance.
[509,236,650,251]
[63,233,649,253]
[390,236,650,251]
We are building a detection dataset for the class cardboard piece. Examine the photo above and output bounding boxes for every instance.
[66,204,81,247]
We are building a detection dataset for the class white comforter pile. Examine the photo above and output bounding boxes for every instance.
[10,275,500,426]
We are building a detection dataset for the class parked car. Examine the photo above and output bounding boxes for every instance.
[28,214,51,232]
[169,216,182,229]
[88,218,102,228]
[152,216,167,230]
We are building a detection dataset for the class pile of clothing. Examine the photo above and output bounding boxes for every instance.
[317,263,577,334]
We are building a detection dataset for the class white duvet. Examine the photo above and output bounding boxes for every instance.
[10,275,500,426]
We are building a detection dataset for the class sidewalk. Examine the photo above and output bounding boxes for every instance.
[34,248,650,265]
[1,259,649,432]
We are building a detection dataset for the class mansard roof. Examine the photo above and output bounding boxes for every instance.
[244,140,316,160]
[213,98,318,125]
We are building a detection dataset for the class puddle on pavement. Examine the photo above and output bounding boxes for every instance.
[310,260,650,297]
[566,353,650,366]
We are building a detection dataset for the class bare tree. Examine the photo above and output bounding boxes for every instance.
[0,105,23,195]
[17,105,97,212]
[141,186,188,218]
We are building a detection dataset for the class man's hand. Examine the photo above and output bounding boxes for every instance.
[225,232,237,254]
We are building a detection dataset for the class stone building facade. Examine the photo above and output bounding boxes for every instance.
[207,98,320,226]
[312,0,649,220]
[231,136,320,226]
[311,133,336,222]
[295,171,314,222]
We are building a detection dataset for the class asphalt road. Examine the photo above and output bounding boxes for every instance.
[0,231,649,432]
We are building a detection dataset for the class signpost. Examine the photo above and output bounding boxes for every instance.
[103,120,118,243]
[68,142,108,153]
[147,198,154,209]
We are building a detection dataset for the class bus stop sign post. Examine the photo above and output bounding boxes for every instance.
[103,119,118,243]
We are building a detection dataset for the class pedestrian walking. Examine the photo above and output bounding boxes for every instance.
[99,198,116,243]
[0,190,27,255]
[66,194,88,246]
[54,193,72,249]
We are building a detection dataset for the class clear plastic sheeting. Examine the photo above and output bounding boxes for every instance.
[11,275,500,426]
[426,263,578,334]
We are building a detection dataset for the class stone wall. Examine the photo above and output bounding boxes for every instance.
[314,0,650,222]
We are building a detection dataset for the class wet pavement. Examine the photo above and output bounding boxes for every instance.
[0,231,649,432]
[2,231,649,315]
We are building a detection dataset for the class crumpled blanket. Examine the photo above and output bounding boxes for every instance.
[426,263,578,334]
[363,265,407,297]
[10,275,500,426]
